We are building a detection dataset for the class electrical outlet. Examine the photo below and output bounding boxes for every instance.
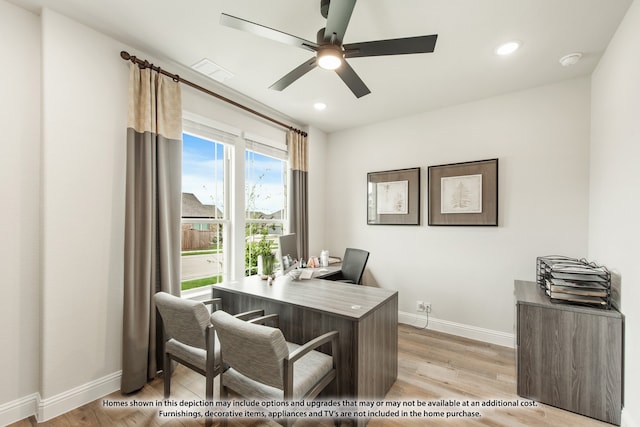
[425,302,432,313]
[416,300,426,312]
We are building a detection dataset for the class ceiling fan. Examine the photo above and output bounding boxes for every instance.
[220,0,438,98]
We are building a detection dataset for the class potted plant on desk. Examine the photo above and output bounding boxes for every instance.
[260,251,276,280]
[251,236,276,280]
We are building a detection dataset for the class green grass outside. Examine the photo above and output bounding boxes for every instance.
[181,249,221,256]
[181,275,223,291]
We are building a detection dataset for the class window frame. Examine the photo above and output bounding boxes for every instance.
[244,138,290,277]
[180,113,289,295]
[180,115,237,297]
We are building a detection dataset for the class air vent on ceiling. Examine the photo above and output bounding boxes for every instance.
[191,58,234,82]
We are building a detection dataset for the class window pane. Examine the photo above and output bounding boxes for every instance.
[183,133,225,218]
[245,149,286,215]
[182,133,227,290]
[181,222,224,290]
[245,149,287,276]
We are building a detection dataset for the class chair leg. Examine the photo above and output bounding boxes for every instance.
[163,353,172,399]
[204,370,214,427]
[205,371,214,401]
[218,373,227,427]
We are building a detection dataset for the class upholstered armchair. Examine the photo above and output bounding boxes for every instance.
[154,292,263,401]
[211,310,339,426]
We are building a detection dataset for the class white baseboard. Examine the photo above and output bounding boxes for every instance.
[398,311,515,348]
[0,393,39,426]
[37,370,122,422]
[622,408,639,427]
[0,371,122,425]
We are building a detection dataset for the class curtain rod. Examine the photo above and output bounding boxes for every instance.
[120,51,307,137]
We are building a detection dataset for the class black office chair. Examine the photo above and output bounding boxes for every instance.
[325,248,369,285]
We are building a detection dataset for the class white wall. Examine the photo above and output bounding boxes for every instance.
[326,78,591,338]
[39,7,128,407]
[590,1,640,426]
[0,0,41,422]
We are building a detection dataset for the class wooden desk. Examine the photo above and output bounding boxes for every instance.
[212,275,398,407]
[296,264,342,279]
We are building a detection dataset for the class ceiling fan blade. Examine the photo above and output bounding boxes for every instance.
[220,13,318,52]
[344,34,438,58]
[323,0,357,43]
[335,60,370,98]
[269,57,318,91]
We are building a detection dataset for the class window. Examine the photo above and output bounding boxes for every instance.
[180,115,288,290]
[180,131,229,292]
[244,140,288,276]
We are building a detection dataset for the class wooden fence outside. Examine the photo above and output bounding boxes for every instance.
[181,228,219,251]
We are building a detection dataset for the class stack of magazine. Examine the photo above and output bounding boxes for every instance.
[536,255,611,309]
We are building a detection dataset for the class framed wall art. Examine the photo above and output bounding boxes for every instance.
[367,167,420,225]
[428,158,498,226]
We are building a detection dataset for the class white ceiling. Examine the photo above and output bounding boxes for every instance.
[9,0,633,133]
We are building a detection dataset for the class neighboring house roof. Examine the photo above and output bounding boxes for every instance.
[251,209,284,220]
[181,193,222,218]
[182,192,284,219]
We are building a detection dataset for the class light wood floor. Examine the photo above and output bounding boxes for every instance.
[9,324,613,427]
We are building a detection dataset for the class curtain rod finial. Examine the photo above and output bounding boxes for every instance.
[120,51,131,60]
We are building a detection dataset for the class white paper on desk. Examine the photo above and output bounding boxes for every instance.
[299,269,314,280]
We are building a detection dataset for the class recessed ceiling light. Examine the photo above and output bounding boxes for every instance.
[495,41,521,56]
[313,102,327,111]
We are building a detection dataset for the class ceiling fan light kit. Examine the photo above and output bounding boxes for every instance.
[220,0,438,98]
[317,45,343,70]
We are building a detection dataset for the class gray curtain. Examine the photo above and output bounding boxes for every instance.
[122,63,182,393]
[287,130,309,261]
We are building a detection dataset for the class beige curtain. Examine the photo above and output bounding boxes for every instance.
[287,130,309,260]
[122,63,182,393]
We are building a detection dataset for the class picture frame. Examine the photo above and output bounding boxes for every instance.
[428,158,498,226]
[367,167,420,225]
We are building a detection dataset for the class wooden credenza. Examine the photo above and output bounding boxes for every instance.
[514,280,623,425]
